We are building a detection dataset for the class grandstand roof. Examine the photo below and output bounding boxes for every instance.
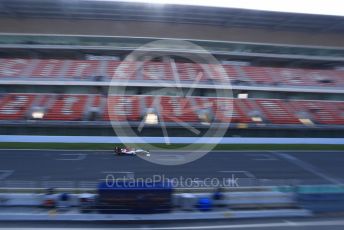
[0,0,343,33]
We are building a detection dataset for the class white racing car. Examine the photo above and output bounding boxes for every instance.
[114,147,150,156]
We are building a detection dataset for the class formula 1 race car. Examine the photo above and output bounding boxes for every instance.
[114,146,150,156]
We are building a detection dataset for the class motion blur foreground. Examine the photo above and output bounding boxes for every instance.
[0,0,344,229]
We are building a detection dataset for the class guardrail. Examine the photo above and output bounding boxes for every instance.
[0,189,311,221]
[0,191,294,207]
[0,209,312,221]
[3,185,344,221]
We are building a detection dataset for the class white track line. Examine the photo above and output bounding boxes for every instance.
[0,170,14,180]
[218,171,256,178]
[55,153,86,161]
[273,151,342,184]
[247,153,278,161]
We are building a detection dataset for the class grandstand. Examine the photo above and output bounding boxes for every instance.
[1,93,344,123]
[0,0,343,138]
[0,58,343,87]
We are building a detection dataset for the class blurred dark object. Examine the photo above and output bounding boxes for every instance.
[213,187,225,200]
[96,181,173,214]
[58,192,71,211]
[93,75,104,82]
[79,193,96,213]
[42,187,56,208]
[297,186,344,213]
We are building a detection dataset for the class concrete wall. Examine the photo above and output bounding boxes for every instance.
[0,18,343,47]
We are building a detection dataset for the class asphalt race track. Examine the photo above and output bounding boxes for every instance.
[1,217,344,230]
[0,149,343,188]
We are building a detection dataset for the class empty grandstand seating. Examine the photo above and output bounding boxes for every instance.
[213,98,251,123]
[142,62,174,81]
[0,58,343,89]
[0,94,35,120]
[289,100,344,125]
[30,59,65,78]
[0,93,343,125]
[0,59,33,77]
[44,95,88,121]
[65,60,100,79]
[160,96,199,122]
[254,99,300,124]
[106,96,141,121]
[241,66,276,85]
[1,58,342,126]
